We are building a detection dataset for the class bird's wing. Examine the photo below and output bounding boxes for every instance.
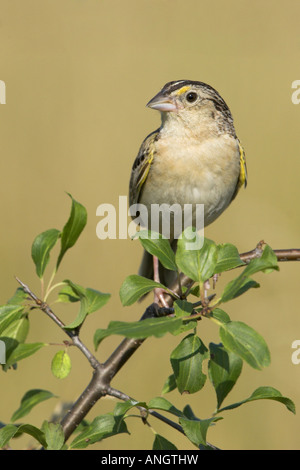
[129,130,158,206]
[231,141,248,201]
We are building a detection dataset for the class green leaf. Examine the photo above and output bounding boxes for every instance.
[69,414,129,449]
[173,300,194,318]
[179,417,220,447]
[136,230,177,271]
[0,305,24,335]
[62,281,111,330]
[221,277,260,303]
[243,245,279,275]
[172,300,198,333]
[182,404,198,420]
[170,334,208,394]
[4,342,45,369]
[221,245,278,303]
[57,285,81,303]
[0,337,18,364]
[51,350,71,379]
[13,423,47,447]
[162,374,177,394]
[56,194,87,269]
[218,386,296,414]
[208,343,243,409]
[63,297,88,330]
[0,423,48,447]
[31,229,60,278]
[42,422,65,450]
[62,279,86,298]
[94,316,187,350]
[1,317,29,343]
[153,434,177,450]
[215,243,245,273]
[219,321,270,370]
[113,400,147,420]
[85,288,111,314]
[0,424,19,447]
[7,288,27,305]
[11,389,57,423]
[176,232,218,283]
[148,397,184,418]
[210,308,231,325]
[119,275,167,306]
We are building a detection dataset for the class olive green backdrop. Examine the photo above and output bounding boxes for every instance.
[1,0,300,450]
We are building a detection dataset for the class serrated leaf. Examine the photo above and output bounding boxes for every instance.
[69,414,129,449]
[153,434,178,450]
[119,275,167,306]
[218,386,296,414]
[94,316,186,350]
[179,417,220,447]
[208,343,243,409]
[136,230,177,271]
[215,243,245,273]
[176,232,218,283]
[11,389,57,423]
[51,350,71,379]
[56,194,87,269]
[219,321,270,370]
[170,334,208,394]
[42,422,65,450]
[31,229,60,278]
[4,342,45,369]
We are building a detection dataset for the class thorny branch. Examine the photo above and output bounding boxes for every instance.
[15,244,300,445]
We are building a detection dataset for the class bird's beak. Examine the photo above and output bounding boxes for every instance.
[146,91,177,112]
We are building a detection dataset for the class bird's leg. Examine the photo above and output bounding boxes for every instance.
[153,255,168,308]
[203,279,211,300]
[203,274,220,298]
[212,273,219,289]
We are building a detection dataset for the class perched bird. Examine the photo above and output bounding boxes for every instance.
[129,80,247,292]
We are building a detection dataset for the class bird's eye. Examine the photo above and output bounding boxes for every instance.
[186,92,198,103]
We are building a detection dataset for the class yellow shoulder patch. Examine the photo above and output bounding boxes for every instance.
[238,142,248,189]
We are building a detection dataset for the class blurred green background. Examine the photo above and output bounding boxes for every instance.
[1,0,300,450]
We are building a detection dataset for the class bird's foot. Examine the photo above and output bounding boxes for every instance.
[154,287,168,308]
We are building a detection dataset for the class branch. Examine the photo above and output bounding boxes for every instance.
[107,387,185,434]
[15,277,100,370]
[239,241,300,263]
[15,243,300,445]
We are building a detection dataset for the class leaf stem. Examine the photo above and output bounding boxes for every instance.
[44,267,57,301]
[44,282,66,303]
